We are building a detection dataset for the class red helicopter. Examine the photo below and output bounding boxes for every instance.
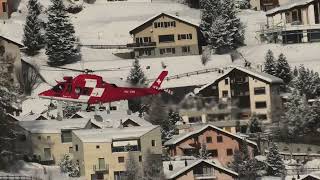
[38,67,170,105]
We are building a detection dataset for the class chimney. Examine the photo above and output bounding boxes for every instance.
[184,159,188,167]
[94,115,103,122]
[127,110,132,115]
[175,12,179,16]
[119,119,124,129]
[168,162,173,171]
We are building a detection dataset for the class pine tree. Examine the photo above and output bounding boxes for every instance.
[263,49,277,76]
[199,0,221,38]
[45,0,79,66]
[59,154,80,177]
[146,96,174,141]
[292,65,320,99]
[200,0,244,53]
[266,143,285,176]
[124,152,142,180]
[23,0,44,55]
[293,66,298,77]
[220,0,245,48]
[198,142,210,159]
[168,109,181,126]
[0,59,20,169]
[249,114,262,133]
[127,58,146,86]
[143,149,165,180]
[276,53,292,85]
[230,140,251,176]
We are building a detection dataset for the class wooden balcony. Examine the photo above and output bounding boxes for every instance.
[194,173,216,179]
[126,42,157,48]
[93,164,109,174]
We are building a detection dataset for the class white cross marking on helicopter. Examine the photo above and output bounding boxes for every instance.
[156,79,162,84]
[78,79,104,101]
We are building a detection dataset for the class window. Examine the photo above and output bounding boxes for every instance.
[114,171,126,180]
[159,34,174,43]
[188,116,202,123]
[118,157,125,163]
[170,21,176,27]
[152,140,156,147]
[139,155,142,162]
[75,144,78,152]
[38,136,41,140]
[164,22,168,27]
[308,147,312,151]
[139,49,151,56]
[110,106,117,111]
[225,79,229,85]
[217,136,223,143]
[2,2,6,12]
[159,48,175,55]
[206,137,212,143]
[69,147,73,153]
[255,101,267,109]
[208,149,218,157]
[254,87,266,95]
[154,23,157,28]
[160,49,165,55]
[61,130,72,143]
[47,136,51,141]
[227,149,233,156]
[182,46,190,53]
[257,114,267,120]
[222,90,228,97]
[96,145,100,149]
[178,33,192,40]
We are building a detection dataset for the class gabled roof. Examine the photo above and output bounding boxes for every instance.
[73,125,159,143]
[164,124,257,147]
[0,35,24,48]
[198,66,283,93]
[301,174,320,180]
[19,118,91,133]
[163,159,238,179]
[129,12,199,34]
[266,0,314,16]
[15,113,48,121]
[70,110,151,128]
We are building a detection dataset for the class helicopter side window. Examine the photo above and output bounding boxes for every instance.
[110,84,118,88]
[82,87,91,95]
[66,84,72,93]
[75,87,81,94]
[52,84,64,92]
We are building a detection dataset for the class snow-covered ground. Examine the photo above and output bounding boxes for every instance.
[0,161,84,180]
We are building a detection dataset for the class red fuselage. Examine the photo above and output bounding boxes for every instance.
[39,71,169,104]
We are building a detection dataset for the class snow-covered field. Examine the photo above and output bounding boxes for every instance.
[0,161,84,180]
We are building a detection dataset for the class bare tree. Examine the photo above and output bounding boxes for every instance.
[16,63,40,95]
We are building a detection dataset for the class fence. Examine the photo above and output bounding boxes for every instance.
[0,175,42,180]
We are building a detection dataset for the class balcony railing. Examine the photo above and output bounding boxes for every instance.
[194,173,216,179]
[93,164,109,174]
[127,42,156,48]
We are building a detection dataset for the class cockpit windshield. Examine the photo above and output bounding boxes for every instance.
[52,84,65,92]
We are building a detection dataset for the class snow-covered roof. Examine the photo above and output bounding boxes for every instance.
[197,66,283,93]
[15,113,48,121]
[177,120,249,130]
[71,110,152,128]
[164,124,257,147]
[163,159,238,179]
[73,125,159,143]
[129,12,199,34]
[19,118,90,133]
[266,0,314,15]
[0,35,24,47]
